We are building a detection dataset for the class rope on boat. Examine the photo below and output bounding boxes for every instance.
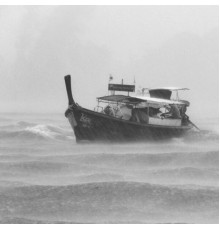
[188,120,200,131]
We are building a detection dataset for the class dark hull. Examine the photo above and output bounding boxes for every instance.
[65,104,191,142]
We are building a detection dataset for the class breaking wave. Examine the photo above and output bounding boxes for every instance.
[0,121,74,141]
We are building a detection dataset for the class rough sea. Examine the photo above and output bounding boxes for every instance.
[0,113,218,224]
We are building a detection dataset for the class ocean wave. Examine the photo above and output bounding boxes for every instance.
[64,151,219,169]
[0,180,30,188]
[0,121,74,141]
[0,182,218,223]
[151,166,218,178]
[148,167,218,186]
[0,160,217,187]
[0,217,84,224]
[0,151,217,174]
[0,161,73,173]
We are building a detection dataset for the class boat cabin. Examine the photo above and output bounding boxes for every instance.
[95,83,190,127]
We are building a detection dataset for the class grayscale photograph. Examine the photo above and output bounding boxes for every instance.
[0,4,219,224]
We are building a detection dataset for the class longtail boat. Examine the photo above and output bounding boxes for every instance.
[64,75,198,142]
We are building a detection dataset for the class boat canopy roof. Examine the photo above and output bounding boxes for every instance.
[134,95,187,106]
[97,95,188,106]
[98,95,145,104]
[142,87,189,100]
[144,87,189,91]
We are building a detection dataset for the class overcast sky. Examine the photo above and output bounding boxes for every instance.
[0,5,218,120]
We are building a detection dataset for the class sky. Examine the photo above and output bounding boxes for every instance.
[0,5,218,121]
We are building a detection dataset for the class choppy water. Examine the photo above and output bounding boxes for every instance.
[0,113,218,223]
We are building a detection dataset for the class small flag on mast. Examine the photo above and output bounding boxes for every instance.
[109,75,113,82]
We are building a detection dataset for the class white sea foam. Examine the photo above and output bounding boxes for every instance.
[25,125,57,138]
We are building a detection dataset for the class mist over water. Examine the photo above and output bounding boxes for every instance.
[0,113,218,223]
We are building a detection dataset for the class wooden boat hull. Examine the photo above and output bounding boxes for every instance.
[65,104,191,142]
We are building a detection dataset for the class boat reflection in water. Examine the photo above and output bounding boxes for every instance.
[64,75,198,142]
